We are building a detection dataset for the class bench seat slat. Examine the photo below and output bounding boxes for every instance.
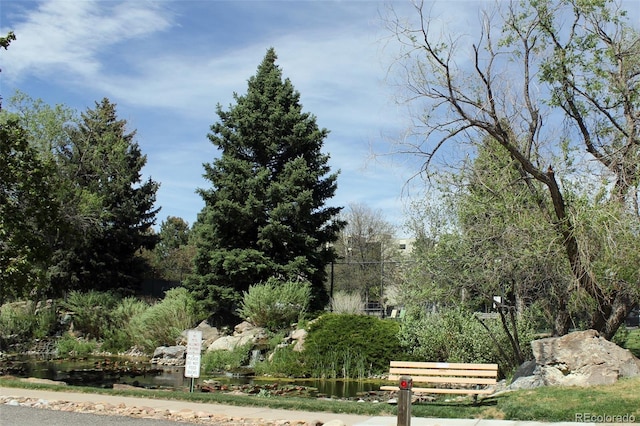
[383,361,498,397]
[390,361,498,371]
[389,368,497,377]
[388,375,496,385]
[381,385,494,395]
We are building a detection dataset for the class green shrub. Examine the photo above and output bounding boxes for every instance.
[202,343,252,373]
[61,291,119,339]
[56,332,98,357]
[0,300,58,343]
[113,297,149,324]
[302,313,402,378]
[33,302,58,339]
[238,278,311,331]
[0,302,36,340]
[128,287,201,353]
[266,330,288,349]
[101,328,132,354]
[612,326,629,348]
[398,306,535,371]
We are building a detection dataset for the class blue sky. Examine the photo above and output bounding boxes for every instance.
[2,0,434,236]
[3,0,637,238]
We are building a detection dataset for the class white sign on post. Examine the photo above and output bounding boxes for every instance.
[184,329,202,379]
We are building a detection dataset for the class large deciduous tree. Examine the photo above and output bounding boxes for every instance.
[147,216,194,283]
[0,34,59,301]
[331,203,398,304]
[0,116,59,302]
[388,0,640,338]
[186,48,344,322]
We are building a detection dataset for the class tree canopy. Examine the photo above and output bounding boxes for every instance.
[52,98,160,293]
[1,94,160,299]
[186,48,344,322]
[0,115,58,301]
[388,0,640,339]
[145,216,194,283]
[331,203,399,304]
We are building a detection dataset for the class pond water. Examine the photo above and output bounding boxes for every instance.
[0,356,383,398]
[1,356,187,389]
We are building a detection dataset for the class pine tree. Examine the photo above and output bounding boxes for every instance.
[186,48,344,322]
[52,98,159,294]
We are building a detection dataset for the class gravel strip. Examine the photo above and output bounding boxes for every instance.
[0,396,327,426]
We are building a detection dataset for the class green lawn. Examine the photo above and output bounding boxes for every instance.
[624,328,640,358]
[2,375,639,422]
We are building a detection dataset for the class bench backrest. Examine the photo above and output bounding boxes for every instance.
[388,361,498,386]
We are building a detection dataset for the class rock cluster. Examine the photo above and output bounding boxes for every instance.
[207,321,269,352]
[0,395,343,426]
[510,329,640,390]
[178,320,224,349]
[151,320,309,366]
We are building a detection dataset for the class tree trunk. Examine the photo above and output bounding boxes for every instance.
[553,295,570,336]
[599,287,635,340]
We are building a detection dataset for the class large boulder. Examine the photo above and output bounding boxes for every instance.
[206,322,268,352]
[151,345,186,366]
[177,320,221,348]
[289,328,308,352]
[207,335,247,351]
[512,329,640,389]
[234,321,255,334]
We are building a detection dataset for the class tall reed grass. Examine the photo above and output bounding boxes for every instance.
[128,287,201,353]
[306,348,369,379]
[329,291,364,314]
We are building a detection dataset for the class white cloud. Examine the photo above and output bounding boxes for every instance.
[2,0,172,82]
[0,0,438,233]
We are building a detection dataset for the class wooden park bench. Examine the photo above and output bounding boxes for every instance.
[381,361,498,402]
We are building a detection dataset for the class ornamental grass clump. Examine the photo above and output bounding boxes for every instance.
[60,290,120,340]
[102,296,149,353]
[128,287,201,353]
[202,342,253,373]
[330,291,364,314]
[238,277,311,331]
[0,300,57,343]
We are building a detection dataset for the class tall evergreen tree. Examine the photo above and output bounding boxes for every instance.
[52,98,160,294]
[186,48,344,322]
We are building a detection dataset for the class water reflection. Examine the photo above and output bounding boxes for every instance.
[2,356,189,389]
[2,356,382,398]
[308,379,379,398]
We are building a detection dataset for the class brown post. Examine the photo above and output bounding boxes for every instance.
[397,375,412,426]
